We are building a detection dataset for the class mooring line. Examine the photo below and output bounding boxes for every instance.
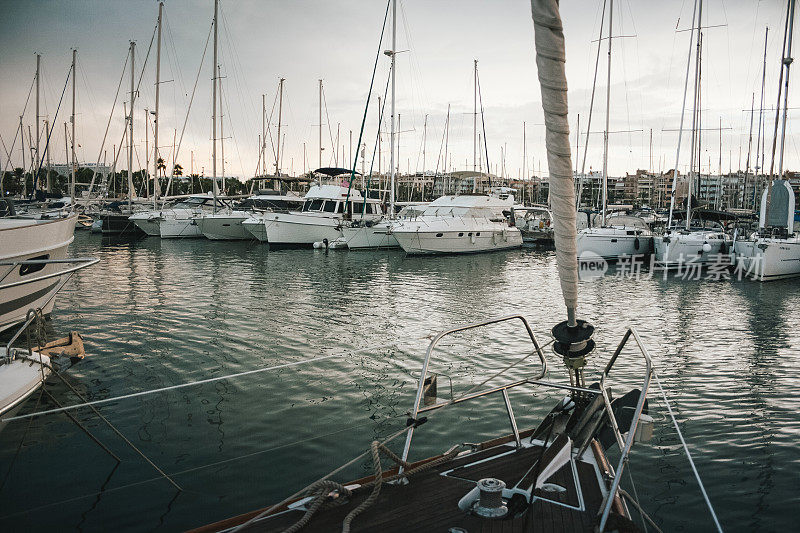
[2,338,425,423]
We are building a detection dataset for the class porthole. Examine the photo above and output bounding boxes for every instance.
[436,233,443,237]
[458,232,464,237]
[20,254,49,276]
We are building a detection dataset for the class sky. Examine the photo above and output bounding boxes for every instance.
[0,0,795,181]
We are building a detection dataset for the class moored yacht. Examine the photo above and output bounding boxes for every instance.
[576,215,653,261]
[734,180,800,281]
[197,190,304,240]
[155,194,231,239]
[341,204,427,250]
[653,210,735,269]
[391,194,522,254]
[243,184,383,246]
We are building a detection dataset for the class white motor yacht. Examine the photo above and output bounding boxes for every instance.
[391,195,522,254]
[243,185,383,246]
[734,180,800,281]
[341,204,427,250]
[197,190,304,241]
[156,194,230,239]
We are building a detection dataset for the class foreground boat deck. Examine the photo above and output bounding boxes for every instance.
[193,430,624,533]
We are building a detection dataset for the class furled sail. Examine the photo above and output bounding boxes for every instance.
[530,0,578,323]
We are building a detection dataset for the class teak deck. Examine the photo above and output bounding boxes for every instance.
[193,430,626,533]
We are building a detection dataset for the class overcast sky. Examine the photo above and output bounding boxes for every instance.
[0,0,794,180]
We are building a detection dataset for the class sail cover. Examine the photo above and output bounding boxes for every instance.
[531,0,578,319]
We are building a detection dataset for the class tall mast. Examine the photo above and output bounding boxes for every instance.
[71,48,77,203]
[20,116,25,197]
[219,65,225,193]
[686,0,703,230]
[523,121,527,205]
[319,79,323,171]
[211,0,218,212]
[601,0,613,226]
[473,59,477,191]
[777,0,795,179]
[35,54,40,191]
[754,27,768,208]
[389,0,396,215]
[45,119,51,192]
[127,43,134,209]
[276,78,284,176]
[145,109,149,199]
[261,94,266,178]
[422,113,427,185]
[153,1,163,208]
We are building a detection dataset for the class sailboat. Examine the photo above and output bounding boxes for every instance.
[735,0,800,281]
[653,0,733,269]
[189,2,720,532]
[575,0,653,262]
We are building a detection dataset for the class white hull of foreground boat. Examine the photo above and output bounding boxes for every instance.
[341,221,399,249]
[0,215,77,332]
[734,236,800,281]
[0,351,52,431]
[197,212,253,240]
[576,227,651,261]
[653,231,732,269]
[263,212,343,246]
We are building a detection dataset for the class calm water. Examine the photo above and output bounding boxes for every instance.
[1,231,798,532]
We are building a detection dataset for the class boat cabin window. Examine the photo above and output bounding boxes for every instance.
[322,201,337,213]
[336,202,345,213]
[19,254,49,276]
[303,199,324,212]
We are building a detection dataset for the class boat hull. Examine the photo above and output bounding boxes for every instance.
[576,227,652,261]
[394,227,522,254]
[342,222,399,249]
[734,236,800,281]
[197,214,253,240]
[653,231,732,269]
[243,216,268,242]
[159,217,203,238]
[263,213,343,246]
[101,212,145,237]
[0,215,77,332]
[128,212,161,236]
[0,351,52,433]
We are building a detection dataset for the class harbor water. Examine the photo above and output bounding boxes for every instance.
[1,232,798,531]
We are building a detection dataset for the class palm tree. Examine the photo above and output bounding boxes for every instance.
[174,163,183,177]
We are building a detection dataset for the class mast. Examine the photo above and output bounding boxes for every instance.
[601,0,613,226]
[45,119,51,192]
[473,59,477,191]
[64,122,69,197]
[219,65,225,193]
[777,0,795,180]
[35,54,40,191]
[261,94,266,178]
[744,92,754,209]
[318,79,322,171]
[422,114,428,187]
[523,121,527,205]
[127,44,134,209]
[71,48,77,204]
[686,0,703,230]
[754,27,768,209]
[153,1,163,208]
[276,78,284,176]
[20,117,25,197]
[389,0,396,215]
[145,109,149,199]
[211,0,218,212]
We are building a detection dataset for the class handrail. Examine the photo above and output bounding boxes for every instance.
[399,315,547,470]
[597,327,653,532]
[0,257,99,289]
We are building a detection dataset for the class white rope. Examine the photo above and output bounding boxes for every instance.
[2,338,422,423]
[652,367,723,532]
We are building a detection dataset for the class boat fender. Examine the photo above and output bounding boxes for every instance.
[634,237,640,251]
[702,242,712,253]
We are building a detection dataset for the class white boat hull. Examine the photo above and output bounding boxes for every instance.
[0,215,77,332]
[394,226,522,254]
[129,213,161,236]
[243,216,269,242]
[263,212,343,246]
[159,217,203,238]
[197,213,253,240]
[342,222,399,249]
[653,231,732,268]
[0,351,51,432]
[576,227,652,261]
[734,236,800,281]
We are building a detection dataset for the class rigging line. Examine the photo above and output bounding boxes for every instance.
[257,90,279,177]
[86,50,130,196]
[361,65,393,215]
[651,367,722,532]
[578,0,607,207]
[162,21,213,204]
[476,69,491,187]
[31,65,71,194]
[0,417,402,521]
[321,85,337,166]
[342,0,392,212]
[2,337,429,423]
